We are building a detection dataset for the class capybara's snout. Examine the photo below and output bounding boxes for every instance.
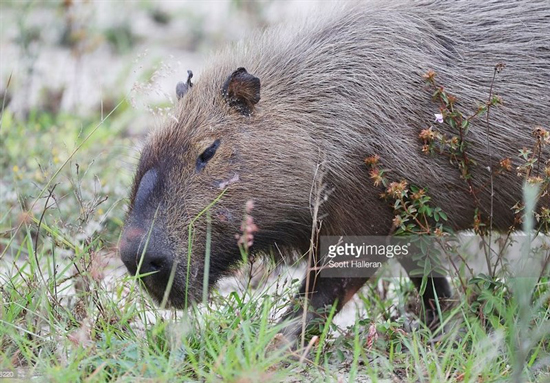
[119,224,173,279]
[120,167,183,304]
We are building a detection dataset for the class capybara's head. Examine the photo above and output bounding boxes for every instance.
[120,67,314,307]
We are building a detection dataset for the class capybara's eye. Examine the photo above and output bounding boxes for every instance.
[196,139,221,172]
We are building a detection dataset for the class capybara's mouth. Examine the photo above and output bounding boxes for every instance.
[140,275,197,309]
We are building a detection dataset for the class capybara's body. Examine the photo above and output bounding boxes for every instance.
[120,0,549,332]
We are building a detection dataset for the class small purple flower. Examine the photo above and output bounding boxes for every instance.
[434,113,444,124]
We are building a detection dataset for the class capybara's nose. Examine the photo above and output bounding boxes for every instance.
[119,226,173,277]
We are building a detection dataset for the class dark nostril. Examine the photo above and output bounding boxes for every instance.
[150,261,162,271]
[120,227,173,277]
[137,251,172,277]
[146,255,166,273]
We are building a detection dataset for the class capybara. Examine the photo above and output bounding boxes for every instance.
[120,0,550,339]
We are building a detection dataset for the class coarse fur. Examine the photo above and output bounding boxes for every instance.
[120,0,549,323]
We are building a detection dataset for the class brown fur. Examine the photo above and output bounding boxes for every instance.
[120,0,549,325]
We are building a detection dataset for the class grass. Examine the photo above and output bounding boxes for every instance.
[1,90,550,383]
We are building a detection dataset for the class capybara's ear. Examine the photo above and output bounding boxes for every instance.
[221,67,260,116]
[176,70,194,100]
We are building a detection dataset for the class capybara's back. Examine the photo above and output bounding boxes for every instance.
[120,0,549,336]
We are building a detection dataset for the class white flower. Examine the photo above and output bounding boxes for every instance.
[434,113,444,123]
